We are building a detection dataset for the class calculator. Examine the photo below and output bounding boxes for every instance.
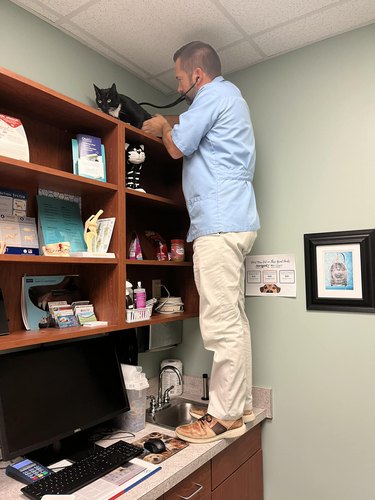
[6,458,52,485]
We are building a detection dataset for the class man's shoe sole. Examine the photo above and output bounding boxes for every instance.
[175,423,246,443]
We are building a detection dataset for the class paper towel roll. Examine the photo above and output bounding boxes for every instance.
[161,359,183,397]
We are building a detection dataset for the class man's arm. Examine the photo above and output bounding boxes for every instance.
[142,115,183,159]
[164,115,179,127]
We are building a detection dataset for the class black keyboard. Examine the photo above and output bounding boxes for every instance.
[21,440,143,500]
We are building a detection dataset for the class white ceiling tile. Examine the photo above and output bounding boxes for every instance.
[10,0,95,20]
[219,41,263,74]
[253,0,375,56]
[68,0,243,76]
[9,0,375,95]
[60,22,150,79]
[217,0,341,34]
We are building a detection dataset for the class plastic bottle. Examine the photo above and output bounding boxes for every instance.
[126,289,134,310]
[134,281,146,309]
[126,280,134,310]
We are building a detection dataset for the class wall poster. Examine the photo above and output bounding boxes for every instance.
[245,254,296,297]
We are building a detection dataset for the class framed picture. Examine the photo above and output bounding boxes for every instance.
[304,229,375,312]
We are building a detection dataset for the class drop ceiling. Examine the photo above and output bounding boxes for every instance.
[9,0,375,94]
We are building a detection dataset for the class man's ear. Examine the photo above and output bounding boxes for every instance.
[193,68,204,85]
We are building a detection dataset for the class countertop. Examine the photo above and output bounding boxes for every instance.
[125,406,267,500]
[0,387,272,499]
[0,410,267,500]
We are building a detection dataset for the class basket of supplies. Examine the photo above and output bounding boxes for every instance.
[126,299,156,323]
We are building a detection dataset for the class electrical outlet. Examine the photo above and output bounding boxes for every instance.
[152,279,162,299]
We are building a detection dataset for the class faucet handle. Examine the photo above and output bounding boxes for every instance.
[147,395,157,413]
[163,385,175,404]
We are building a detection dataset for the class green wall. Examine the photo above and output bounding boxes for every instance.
[181,23,375,500]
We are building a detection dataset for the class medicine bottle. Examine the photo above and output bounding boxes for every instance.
[134,281,146,309]
[171,239,185,262]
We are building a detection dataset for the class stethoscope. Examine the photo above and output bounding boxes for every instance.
[139,77,199,109]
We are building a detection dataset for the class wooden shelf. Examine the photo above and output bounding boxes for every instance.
[0,155,118,195]
[125,189,186,210]
[0,66,198,352]
[126,259,192,267]
[0,254,118,264]
[0,312,197,352]
[125,311,197,328]
[0,324,123,352]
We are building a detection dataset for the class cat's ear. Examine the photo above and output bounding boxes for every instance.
[111,83,117,92]
[140,145,145,151]
[93,84,100,96]
[125,143,129,150]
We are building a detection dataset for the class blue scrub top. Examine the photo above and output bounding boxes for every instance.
[171,76,260,242]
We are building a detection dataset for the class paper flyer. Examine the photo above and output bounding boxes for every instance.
[245,254,296,297]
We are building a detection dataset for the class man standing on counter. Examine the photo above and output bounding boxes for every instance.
[142,41,260,443]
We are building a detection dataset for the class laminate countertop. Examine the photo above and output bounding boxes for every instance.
[0,389,271,500]
[125,406,267,500]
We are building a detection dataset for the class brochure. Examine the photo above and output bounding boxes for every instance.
[37,195,86,253]
[74,304,97,325]
[72,135,106,182]
[0,114,29,162]
[96,217,115,253]
[0,187,27,217]
[0,215,39,255]
[73,457,161,500]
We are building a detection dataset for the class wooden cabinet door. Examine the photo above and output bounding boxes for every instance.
[211,424,261,490]
[212,449,263,500]
[164,462,211,500]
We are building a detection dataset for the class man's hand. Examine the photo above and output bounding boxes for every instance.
[142,114,183,160]
[142,114,167,137]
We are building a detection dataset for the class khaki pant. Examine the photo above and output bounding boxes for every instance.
[193,231,257,420]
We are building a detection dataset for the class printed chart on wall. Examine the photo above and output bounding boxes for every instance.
[245,254,296,297]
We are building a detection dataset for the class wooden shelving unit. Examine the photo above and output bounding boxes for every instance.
[0,67,198,352]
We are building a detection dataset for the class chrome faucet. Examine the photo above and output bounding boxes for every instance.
[157,365,182,409]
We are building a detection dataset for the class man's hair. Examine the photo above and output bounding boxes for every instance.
[173,41,221,78]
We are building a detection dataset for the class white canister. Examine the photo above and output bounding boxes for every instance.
[161,359,183,397]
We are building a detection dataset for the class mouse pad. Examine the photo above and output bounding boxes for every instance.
[133,432,189,464]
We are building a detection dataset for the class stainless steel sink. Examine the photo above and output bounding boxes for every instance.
[145,398,207,430]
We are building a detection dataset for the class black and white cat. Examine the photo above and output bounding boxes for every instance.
[94,83,152,129]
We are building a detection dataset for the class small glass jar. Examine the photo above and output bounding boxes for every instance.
[171,239,185,262]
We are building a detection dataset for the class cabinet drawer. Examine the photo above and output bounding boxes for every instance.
[211,425,261,490]
[212,449,263,500]
[164,462,211,500]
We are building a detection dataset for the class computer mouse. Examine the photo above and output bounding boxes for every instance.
[143,438,166,454]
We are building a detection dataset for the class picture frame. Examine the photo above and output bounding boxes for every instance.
[304,229,375,312]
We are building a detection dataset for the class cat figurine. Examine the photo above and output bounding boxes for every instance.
[94,83,152,129]
[126,142,146,192]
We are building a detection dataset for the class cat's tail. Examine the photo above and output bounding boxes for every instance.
[139,95,184,109]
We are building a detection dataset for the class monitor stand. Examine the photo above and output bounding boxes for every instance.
[26,430,104,466]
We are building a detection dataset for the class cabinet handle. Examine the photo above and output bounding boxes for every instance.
[178,483,203,499]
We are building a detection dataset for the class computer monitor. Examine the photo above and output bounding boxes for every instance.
[0,335,130,463]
